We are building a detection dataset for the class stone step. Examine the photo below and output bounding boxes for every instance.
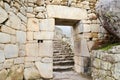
[53,60,74,66]
[53,65,74,72]
[53,55,74,58]
[53,58,73,61]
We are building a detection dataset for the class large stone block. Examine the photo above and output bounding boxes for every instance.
[27,32,33,41]
[0,7,8,23]
[24,67,41,80]
[39,19,55,31]
[27,18,39,31]
[38,41,53,57]
[1,25,16,35]
[78,24,91,33]
[35,61,53,78]
[0,50,5,63]
[0,33,10,43]
[17,12,27,23]
[80,38,90,57]
[34,31,54,40]
[90,24,99,32]
[4,44,18,58]
[8,12,21,30]
[26,43,38,57]
[47,5,87,20]
[16,31,26,43]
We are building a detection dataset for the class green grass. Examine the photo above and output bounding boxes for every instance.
[98,42,120,51]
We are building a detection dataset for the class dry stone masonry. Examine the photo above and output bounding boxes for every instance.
[91,45,120,80]
[0,0,115,80]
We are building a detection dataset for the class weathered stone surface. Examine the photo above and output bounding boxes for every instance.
[34,31,54,40]
[41,57,53,63]
[4,44,18,58]
[0,50,5,63]
[112,63,120,79]
[35,61,53,78]
[14,57,24,64]
[0,32,10,43]
[24,67,41,80]
[8,12,21,30]
[27,7,33,13]
[27,18,39,31]
[39,19,55,31]
[1,25,16,35]
[26,43,38,57]
[4,2,11,11]
[3,59,14,69]
[6,65,24,80]
[90,24,99,32]
[16,31,26,43]
[0,7,8,23]
[27,32,33,41]
[47,5,87,20]
[34,7,45,12]
[36,12,45,19]
[93,58,101,68]
[96,0,120,38]
[38,41,53,57]
[20,23,27,31]
[80,38,90,57]
[25,62,35,68]
[27,13,35,18]
[10,35,16,44]
[0,69,8,80]
[17,12,27,23]
[36,0,45,6]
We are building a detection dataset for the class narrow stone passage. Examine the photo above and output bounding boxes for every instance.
[53,71,91,80]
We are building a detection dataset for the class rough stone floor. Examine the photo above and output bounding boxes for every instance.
[53,71,91,80]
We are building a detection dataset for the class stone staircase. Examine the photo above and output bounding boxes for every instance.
[53,40,74,72]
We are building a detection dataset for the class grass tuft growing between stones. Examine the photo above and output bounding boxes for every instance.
[98,42,120,51]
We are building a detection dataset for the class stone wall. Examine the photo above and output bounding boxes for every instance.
[91,45,120,80]
[0,0,111,79]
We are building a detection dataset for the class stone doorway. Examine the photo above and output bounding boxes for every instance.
[53,19,76,72]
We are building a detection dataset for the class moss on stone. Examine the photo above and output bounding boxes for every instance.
[98,42,120,51]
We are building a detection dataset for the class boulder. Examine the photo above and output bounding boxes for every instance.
[96,0,120,39]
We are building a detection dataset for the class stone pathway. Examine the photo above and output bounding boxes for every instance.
[53,71,91,80]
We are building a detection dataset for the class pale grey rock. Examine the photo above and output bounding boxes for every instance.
[35,61,53,78]
[4,44,18,58]
[0,6,8,23]
[16,31,26,44]
[0,50,5,63]
[27,18,39,31]
[1,25,16,35]
[24,67,41,80]
[26,43,38,57]
[39,19,55,31]
[0,32,10,43]
[14,57,24,64]
[8,12,21,30]
[17,12,27,23]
